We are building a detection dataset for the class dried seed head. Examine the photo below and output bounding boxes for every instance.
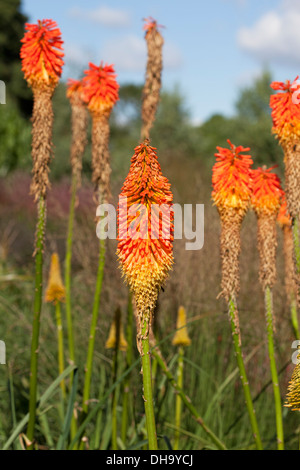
[30,86,54,200]
[67,78,88,187]
[252,166,283,290]
[218,207,243,300]
[284,144,300,218]
[82,63,119,204]
[212,140,253,300]
[141,17,164,140]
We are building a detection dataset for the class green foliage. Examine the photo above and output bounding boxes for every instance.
[196,70,284,171]
[0,100,31,176]
[0,0,32,116]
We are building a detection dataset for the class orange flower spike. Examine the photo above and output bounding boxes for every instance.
[20,19,64,89]
[270,77,300,144]
[277,196,292,228]
[82,62,119,116]
[251,166,284,215]
[117,141,173,317]
[212,140,253,214]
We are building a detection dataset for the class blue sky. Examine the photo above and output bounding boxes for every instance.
[21,0,300,124]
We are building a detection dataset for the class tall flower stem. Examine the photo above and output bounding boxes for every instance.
[173,345,184,450]
[111,342,120,450]
[55,301,66,399]
[82,238,106,415]
[290,297,299,339]
[151,346,227,450]
[228,296,263,450]
[121,292,134,444]
[64,176,77,367]
[26,195,46,447]
[264,286,284,450]
[141,317,158,450]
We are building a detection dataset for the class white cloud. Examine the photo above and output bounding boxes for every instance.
[101,35,182,72]
[68,6,131,28]
[237,0,300,67]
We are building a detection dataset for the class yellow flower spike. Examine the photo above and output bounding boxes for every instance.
[105,311,128,352]
[172,306,191,347]
[45,253,66,304]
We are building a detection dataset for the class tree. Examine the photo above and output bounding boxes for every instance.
[196,70,284,170]
[0,0,32,116]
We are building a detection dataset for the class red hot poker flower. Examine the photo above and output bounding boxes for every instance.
[20,19,64,88]
[117,141,173,317]
[82,62,119,116]
[212,140,253,215]
[251,166,284,215]
[270,78,300,145]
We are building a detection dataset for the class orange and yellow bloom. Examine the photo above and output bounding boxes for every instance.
[251,166,284,216]
[20,19,64,89]
[270,78,300,146]
[212,140,253,215]
[82,62,119,116]
[117,141,173,317]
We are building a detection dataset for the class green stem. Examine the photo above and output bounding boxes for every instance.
[55,301,66,399]
[26,195,46,448]
[151,347,227,450]
[82,238,106,414]
[173,346,184,450]
[264,286,284,450]
[111,347,119,450]
[228,296,263,450]
[121,292,134,444]
[64,177,77,367]
[141,319,158,450]
[290,296,300,340]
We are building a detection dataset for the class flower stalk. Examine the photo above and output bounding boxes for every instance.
[65,79,88,368]
[172,306,191,450]
[45,252,67,400]
[20,19,64,447]
[117,141,173,450]
[278,198,299,338]
[141,17,164,140]
[80,63,119,421]
[252,165,284,450]
[212,140,262,450]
